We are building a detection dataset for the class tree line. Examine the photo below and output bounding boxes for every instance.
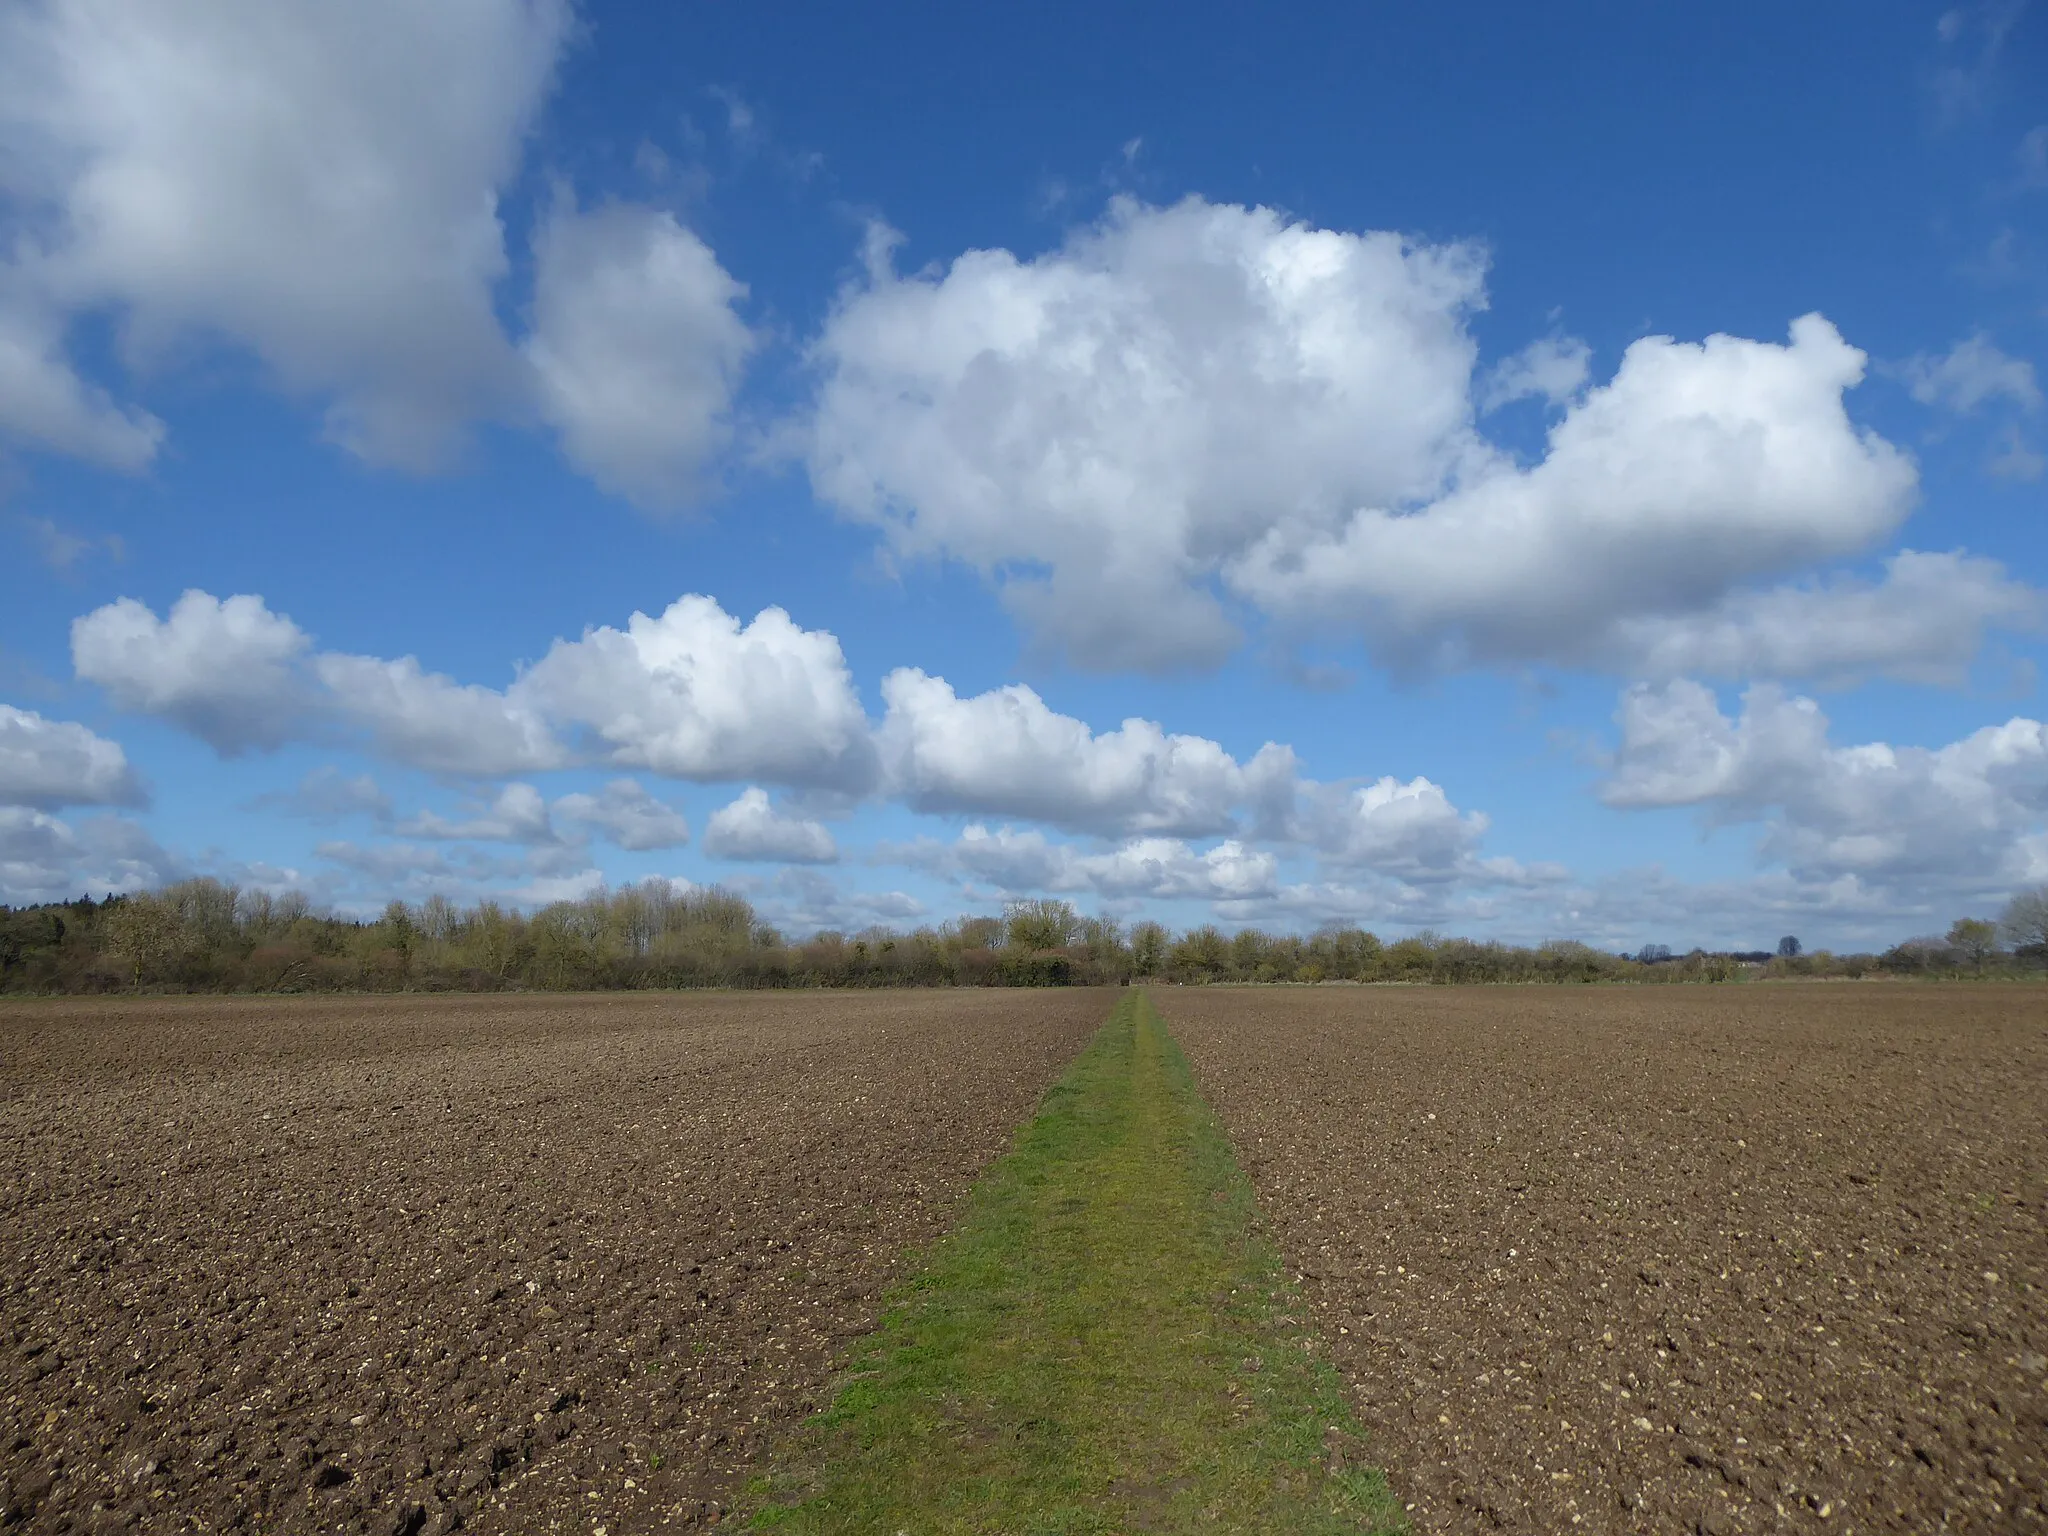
[2,881,2044,996]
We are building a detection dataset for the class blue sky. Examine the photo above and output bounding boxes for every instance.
[2,0,2044,950]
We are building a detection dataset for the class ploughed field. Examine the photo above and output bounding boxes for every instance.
[0,991,1106,1534]
[5,985,2043,1536]
[1167,984,2048,1535]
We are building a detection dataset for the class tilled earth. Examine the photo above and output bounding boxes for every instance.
[1166,983,2048,1536]
[0,990,1106,1535]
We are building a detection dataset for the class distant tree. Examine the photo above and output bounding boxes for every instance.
[1776,935,1802,958]
[1945,917,2000,971]
[1308,925,1381,981]
[1004,898,1078,951]
[103,894,185,986]
[1169,925,1229,981]
[1077,913,1123,949]
[1637,943,1673,963]
[419,893,461,946]
[1229,926,1270,977]
[379,900,417,959]
[1077,915,1127,967]
[955,915,1006,950]
[1129,921,1168,977]
[1881,935,1959,975]
[2001,885,2048,960]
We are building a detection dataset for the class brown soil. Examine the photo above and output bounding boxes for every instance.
[0,990,1107,1535]
[1165,983,2048,1536]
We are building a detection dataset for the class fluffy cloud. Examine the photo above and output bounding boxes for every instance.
[71,587,1530,892]
[1233,315,1918,672]
[0,807,177,903]
[895,766,1502,907]
[0,704,143,810]
[878,668,1295,836]
[808,196,1487,670]
[553,779,690,851]
[74,590,879,788]
[926,824,1280,902]
[526,201,754,507]
[72,591,311,753]
[806,197,1924,677]
[394,782,557,844]
[1288,775,1487,879]
[389,779,693,851]
[1899,333,2042,414]
[71,590,562,772]
[73,592,871,789]
[519,596,876,789]
[703,787,837,863]
[1603,680,2048,888]
[0,2,754,493]
[312,653,563,776]
[0,0,570,467]
[1608,550,2043,686]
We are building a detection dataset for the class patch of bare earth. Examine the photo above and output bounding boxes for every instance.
[1165,984,2047,1536]
[0,989,1107,1534]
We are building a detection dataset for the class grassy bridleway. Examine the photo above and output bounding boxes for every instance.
[744,991,1403,1534]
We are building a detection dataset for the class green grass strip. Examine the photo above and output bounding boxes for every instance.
[744,991,1404,1534]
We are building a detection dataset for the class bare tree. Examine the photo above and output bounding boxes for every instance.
[1004,898,1078,951]
[2002,885,2048,959]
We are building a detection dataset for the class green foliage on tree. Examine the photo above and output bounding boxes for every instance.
[1945,917,2000,971]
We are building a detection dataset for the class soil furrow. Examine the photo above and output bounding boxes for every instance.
[0,991,1108,1534]
[1167,983,2048,1535]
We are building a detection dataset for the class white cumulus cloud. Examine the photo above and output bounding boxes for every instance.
[1603,680,2048,888]
[933,825,1280,902]
[75,591,874,789]
[1288,775,1488,879]
[552,779,690,851]
[71,589,563,773]
[1234,315,1917,672]
[878,668,1296,836]
[0,807,177,903]
[519,595,876,790]
[805,198,1925,678]
[525,200,755,508]
[1608,550,2044,686]
[0,0,571,467]
[314,653,564,777]
[0,1,754,497]
[394,782,558,844]
[808,196,1487,671]
[72,590,312,753]
[703,787,837,863]
[0,704,144,809]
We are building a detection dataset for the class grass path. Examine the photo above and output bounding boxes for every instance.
[744,991,1403,1534]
